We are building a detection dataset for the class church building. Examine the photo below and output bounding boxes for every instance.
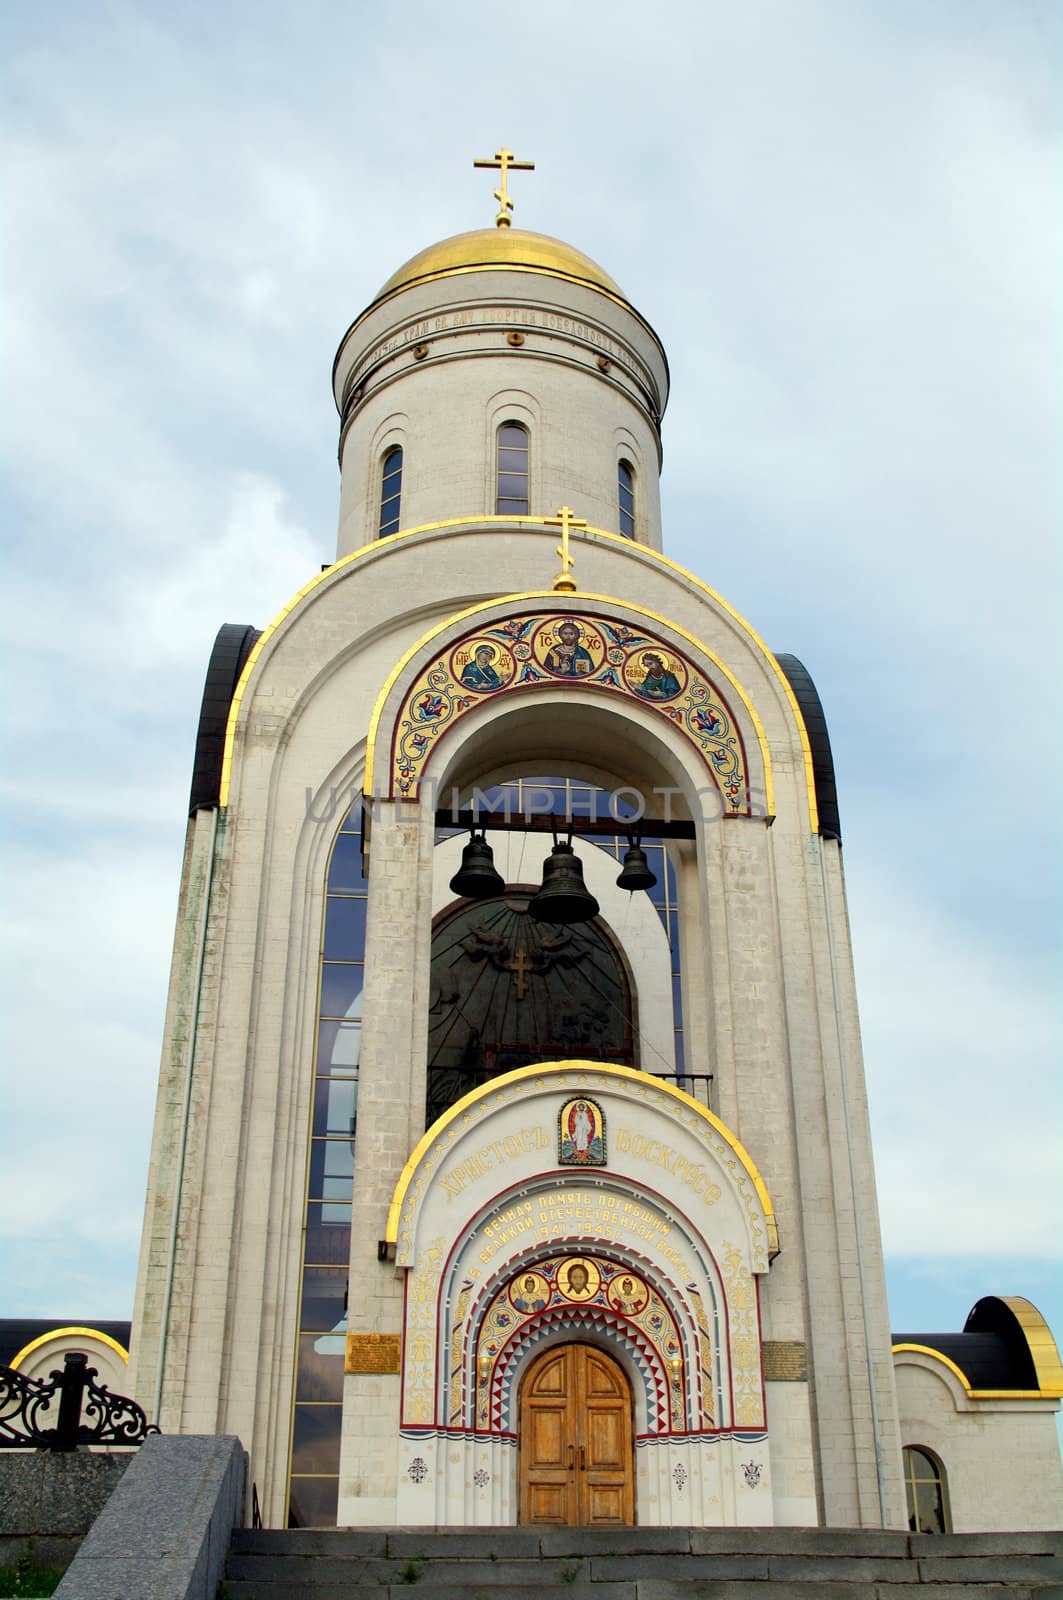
[124,154,1063,1535]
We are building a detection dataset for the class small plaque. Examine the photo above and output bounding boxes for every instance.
[345,1333,401,1375]
[762,1340,808,1381]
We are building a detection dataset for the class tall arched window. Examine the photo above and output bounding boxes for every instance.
[902,1446,950,1534]
[378,446,403,536]
[289,805,367,1529]
[618,460,635,539]
[496,422,529,515]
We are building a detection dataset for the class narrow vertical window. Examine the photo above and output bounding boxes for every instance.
[288,806,368,1529]
[618,460,635,539]
[496,422,529,515]
[378,447,403,537]
[903,1446,950,1534]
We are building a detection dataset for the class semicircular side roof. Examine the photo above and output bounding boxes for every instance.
[189,623,261,816]
[774,653,841,842]
[893,1295,1063,1394]
[0,1319,132,1367]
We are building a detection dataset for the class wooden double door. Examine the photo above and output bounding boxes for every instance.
[519,1343,634,1526]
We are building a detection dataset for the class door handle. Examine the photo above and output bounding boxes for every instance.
[567,1443,575,1472]
[579,1444,586,1471]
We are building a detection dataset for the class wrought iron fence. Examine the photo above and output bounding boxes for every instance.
[0,1351,159,1452]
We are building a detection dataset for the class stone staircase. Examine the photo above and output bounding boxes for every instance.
[225,1526,1063,1599]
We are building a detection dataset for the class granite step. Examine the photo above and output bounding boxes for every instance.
[224,1527,1063,1599]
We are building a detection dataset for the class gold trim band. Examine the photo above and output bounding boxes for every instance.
[998,1296,1063,1393]
[10,1325,130,1370]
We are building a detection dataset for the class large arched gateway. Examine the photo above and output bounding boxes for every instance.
[386,1060,776,1525]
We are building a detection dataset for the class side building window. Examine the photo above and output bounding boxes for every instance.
[903,1446,950,1534]
[379,446,403,536]
[618,460,635,538]
[497,422,529,514]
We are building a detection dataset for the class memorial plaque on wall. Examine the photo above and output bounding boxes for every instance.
[345,1333,401,1374]
[761,1340,808,1381]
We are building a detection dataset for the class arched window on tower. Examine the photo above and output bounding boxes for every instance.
[618,460,635,539]
[496,422,530,515]
[378,446,403,537]
[902,1446,950,1534]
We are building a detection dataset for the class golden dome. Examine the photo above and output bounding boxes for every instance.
[375,228,623,301]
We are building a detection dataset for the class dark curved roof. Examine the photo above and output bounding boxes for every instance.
[0,1319,131,1367]
[188,624,261,815]
[774,653,841,842]
[893,1297,1046,1392]
[892,1330,1032,1390]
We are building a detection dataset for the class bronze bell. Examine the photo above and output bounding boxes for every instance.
[616,842,657,892]
[449,832,505,899]
[529,841,600,924]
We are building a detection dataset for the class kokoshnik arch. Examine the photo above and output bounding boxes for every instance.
[126,162,1063,1535]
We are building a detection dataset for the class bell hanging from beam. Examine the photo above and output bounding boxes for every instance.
[616,841,657,892]
[528,840,600,925]
[449,830,505,899]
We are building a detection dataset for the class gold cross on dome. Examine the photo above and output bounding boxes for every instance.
[473,146,535,229]
[545,505,587,593]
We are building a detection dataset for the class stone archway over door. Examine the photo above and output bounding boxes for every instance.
[519,1344,634,1526]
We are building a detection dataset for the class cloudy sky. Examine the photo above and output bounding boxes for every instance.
[2,1,1060,1359]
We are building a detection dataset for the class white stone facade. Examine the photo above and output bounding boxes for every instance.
[127,222,1059,1534]
[894,1352,1063,1531]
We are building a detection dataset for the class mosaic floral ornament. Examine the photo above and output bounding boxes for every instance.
[408,1456,428,1483]
[673,1463,688,1491]
[389,612,751,810]
[742,1460,762,1488]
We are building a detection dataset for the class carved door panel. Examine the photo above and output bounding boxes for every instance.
[519,1344,634,1526]
[520,1346,578,1525]
[582,1347,633,1526]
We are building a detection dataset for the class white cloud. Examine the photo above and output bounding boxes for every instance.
[852,864,1062,1257]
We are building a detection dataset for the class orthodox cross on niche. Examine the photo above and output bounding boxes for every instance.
[545,505,587,593]
[507,946,532,1000]
[473,146,535,229]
